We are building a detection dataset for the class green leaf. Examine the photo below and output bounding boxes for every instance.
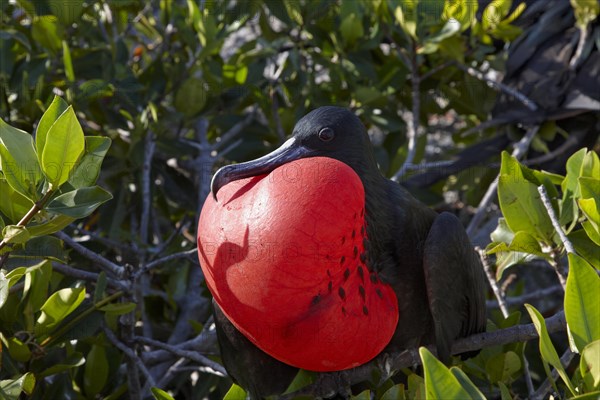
[351,390,371,400]
[579,197,600,231]
[31,16,63,53]
[0,178,34,222]
[450,367,486,399]
[561,148,593,228]
[580,340,600,390]
[0,373,35,398]
[498,152,554,242]
[571,0,600,28]
[99,302,136,315]
[46,186,112,218]
[381,383,407,400]
[340,13,364,46]
[0,334,31,362]
[485,351,521,384]
[151,388,176,400]
[223,384,246,400]
[419,347,472,400]
[443,0,478,30]
[0,118,43,199]
[0,272,8,309]
[174,78,207,117]
[40,105,85,188]
[27,214,75,237]
[525,304,577,396]
[420,18,461,54]
[84,344,108,397]
[36,286,86,332]
[38,352,85,378]
[283,369,316,394]
[36,96,69,159]
[498,382,512,400]
[565,254,600,352]
[62,40,75,82]
[1,225,31,245]
[23,260,53,313]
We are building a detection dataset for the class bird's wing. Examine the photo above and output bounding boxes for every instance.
[422,212,487,362]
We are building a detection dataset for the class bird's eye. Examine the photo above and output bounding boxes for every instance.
[318,127,335,142]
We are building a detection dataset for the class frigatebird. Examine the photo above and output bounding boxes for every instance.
[197,106,486,398]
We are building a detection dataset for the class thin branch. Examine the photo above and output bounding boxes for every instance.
[135,335,227,375]
[420,59,456,81]
[486,285,564,309]
[453,62,538,112]
[531,349,576,400]
[478,248,535,396]
[538,185,575,255]
[0,189,55,265]
[212,111,255,151]
[392,44,421,182]
[55,231,125,278]
[281,311,566,399]
[140,131,156,246]
[135,248,198,277]
[466,125,539,236]
[478,248,509,317]
[52,262,127,290]
[103,326,156,389]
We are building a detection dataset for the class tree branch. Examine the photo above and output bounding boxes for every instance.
[55,231,126,278]
[135,335,227,376]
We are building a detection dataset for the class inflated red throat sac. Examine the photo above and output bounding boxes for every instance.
[197,157,398,371]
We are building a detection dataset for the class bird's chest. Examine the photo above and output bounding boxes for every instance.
[198,157,399,371]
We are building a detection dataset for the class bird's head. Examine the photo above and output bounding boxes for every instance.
[211,106,379,200]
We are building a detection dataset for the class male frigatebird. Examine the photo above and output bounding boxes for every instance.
[197,106,486,398]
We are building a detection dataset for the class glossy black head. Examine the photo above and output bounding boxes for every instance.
[211,106,379,200]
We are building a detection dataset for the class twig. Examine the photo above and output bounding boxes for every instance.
[135,248,198,278]
[135,335,227,375]
[392,43,421,182]
[103,326,156,388]
[538,185,575,255]
[212,111,255,151]
[453,62,538,112]
[478,248,509,317]
[0,189,55,266]
[421,59,456,81]
[466,125,539,236]
[281,311,567,399]
[478,248,535,396]
[55,231,125,278]
[52,262,127,290]
[140,131,156,246]
[531,349,576,400]
[486,285,564,309]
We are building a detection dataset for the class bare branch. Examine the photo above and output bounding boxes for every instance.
[136,248,198,277]
[487,285,564,309]
[538,185,575,255]
[52,263,127,290]
[478,248,509,317]
[453,62,538,112]
[136,335,227,376]
[392,44,421,182]
[103,326,156,390]
[55,231,126,279]
[140,131,156,246]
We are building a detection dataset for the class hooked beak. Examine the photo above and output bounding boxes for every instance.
[211,138,312,201]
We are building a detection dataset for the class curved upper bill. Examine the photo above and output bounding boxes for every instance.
[210,138,312,201]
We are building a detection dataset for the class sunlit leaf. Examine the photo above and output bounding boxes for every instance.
[419,347,471,400]
[525,304,577,396]
[565,254,600,352]
[40,106,85,188]
[46,186,112,218]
